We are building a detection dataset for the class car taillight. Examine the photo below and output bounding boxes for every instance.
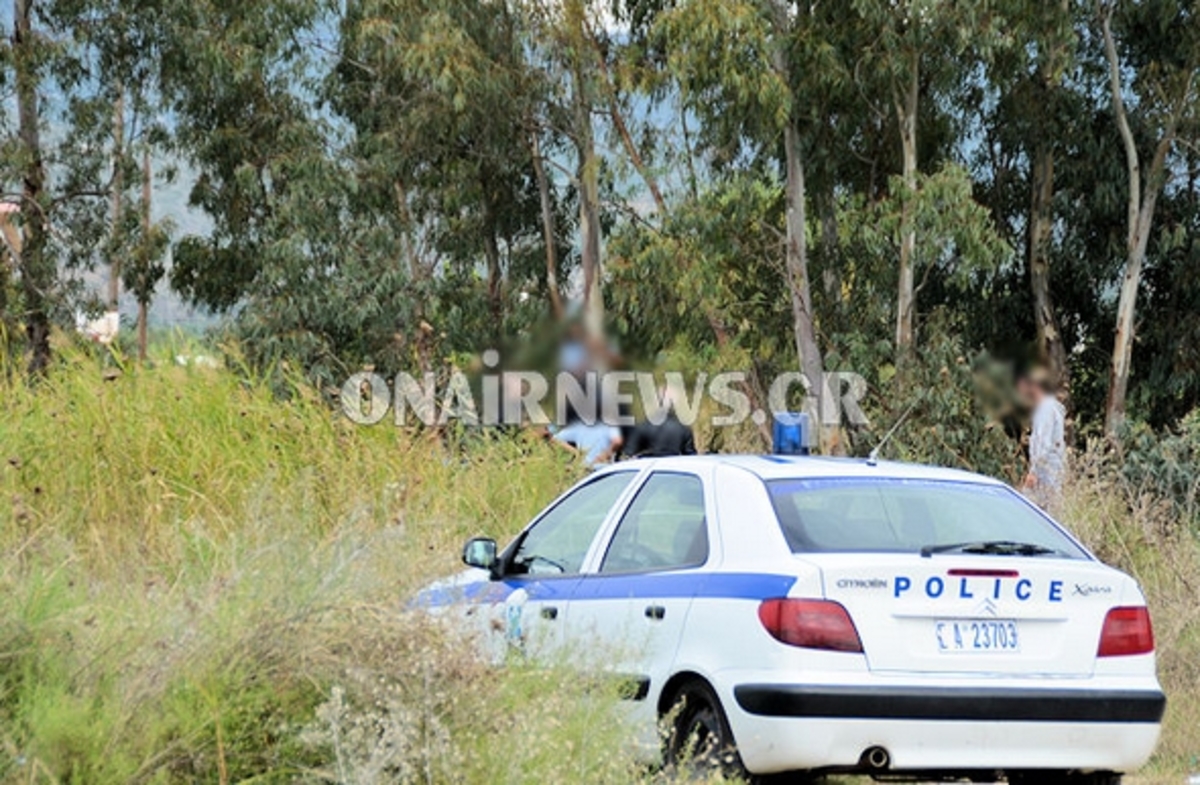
[1097,606,1155,657]
[758,598,863,653]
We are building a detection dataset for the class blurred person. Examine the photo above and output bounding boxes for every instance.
[547,312,628,467]
[550,420,623,467]
[1018,367,1066,511]
[621,384,697,458]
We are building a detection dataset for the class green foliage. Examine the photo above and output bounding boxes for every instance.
[4,0,1200,462]
[1116,410,1200,528]
[827,308,1021,480]
[651,0,791,163]
[0,350,656,784]
[839,164,1012,296]
[609,175,788,354]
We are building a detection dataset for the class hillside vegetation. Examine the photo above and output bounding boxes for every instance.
[0,352,1196,783]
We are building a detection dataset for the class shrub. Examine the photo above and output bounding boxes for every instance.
[1116,410,1200,530]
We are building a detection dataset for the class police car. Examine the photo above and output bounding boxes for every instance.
[416,456,1165,783]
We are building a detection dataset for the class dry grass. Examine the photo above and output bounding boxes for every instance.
[0,346,646,784]
[1061,444,1200,781]
[1,347,1197,783]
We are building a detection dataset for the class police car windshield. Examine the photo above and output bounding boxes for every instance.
[766,478,1087,559]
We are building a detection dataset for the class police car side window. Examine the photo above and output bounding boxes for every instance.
[510,472,635,576]
[600,473,708,574]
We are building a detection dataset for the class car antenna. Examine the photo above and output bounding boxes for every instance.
[867,400,918,466]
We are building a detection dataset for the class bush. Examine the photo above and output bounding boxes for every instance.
[1116,410,1200,530]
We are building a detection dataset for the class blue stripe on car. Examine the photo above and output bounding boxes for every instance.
[413,572,797,608]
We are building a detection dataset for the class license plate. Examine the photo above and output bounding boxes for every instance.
[935,619,1020,653]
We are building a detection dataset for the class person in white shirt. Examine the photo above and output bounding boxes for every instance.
[550,420,623,467]
[1018,368,1067,511]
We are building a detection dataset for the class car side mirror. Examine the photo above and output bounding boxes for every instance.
[462,537,498,572]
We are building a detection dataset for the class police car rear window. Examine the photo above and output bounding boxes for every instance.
[765,478,1087,558]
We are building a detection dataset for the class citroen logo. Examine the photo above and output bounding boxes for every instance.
[975,598,999,617]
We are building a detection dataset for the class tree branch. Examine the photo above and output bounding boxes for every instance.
[586,26,667,215]
[1099,1,1141,248]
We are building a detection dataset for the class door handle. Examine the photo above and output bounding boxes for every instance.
[644,605,666,621]
[541,606,559,620]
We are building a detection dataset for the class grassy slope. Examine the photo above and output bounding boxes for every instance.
[0,352,1196,783]
[0,351,639,784]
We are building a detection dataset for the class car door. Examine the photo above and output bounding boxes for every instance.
[488,470,638,659]
[566,470,712,752]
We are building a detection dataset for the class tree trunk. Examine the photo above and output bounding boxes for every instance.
[482,191,503,333]
[578,131,603,339]
[1028,140,1069,389]
[14,0,52,377]
[108,86,124,311]
[563,0,603,338]
[0,208,19,350]
[819,187,840,303]
[138,146,150,362]
[681,105,699,202]
[770,1,825,447]
[570,54,603,336]
[782,122,825,420]
[1028,0,1071,397]
[594,40,666,214]
[894,52,919,357]
[1105,167,1164,434]
[1100,8,1177,435]
[530,131,563,319]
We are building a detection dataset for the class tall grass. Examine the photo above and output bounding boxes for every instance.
[1061,445,1200,782]
[1,348,1197,783]
[0,347,645,784]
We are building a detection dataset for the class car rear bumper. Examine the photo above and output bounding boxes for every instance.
[733,684,1166,723]
[721,682,1165,774]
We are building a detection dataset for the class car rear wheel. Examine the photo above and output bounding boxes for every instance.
[663,679,746,780]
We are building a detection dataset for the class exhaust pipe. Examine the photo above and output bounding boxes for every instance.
[862,746,890,770]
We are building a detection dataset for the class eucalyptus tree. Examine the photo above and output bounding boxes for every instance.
[8,0,53,374]
[514,0,610,337]
[335,0,550,340]
[122,147,169,360]
[1,0,158,374]
[149,0,399,381]
[649,0,845,423]
[970,0,1079,392]
[1097,0,1200,435]
[162,0,333,314]
[1023,0,1075,390]
[850,0,1009,359]
[54,0,176,344]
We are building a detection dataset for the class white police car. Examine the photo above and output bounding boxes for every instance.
[416,456,1165,783]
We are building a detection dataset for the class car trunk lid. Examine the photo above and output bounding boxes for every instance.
[805,553,1123,676]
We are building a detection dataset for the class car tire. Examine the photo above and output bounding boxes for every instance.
[1009,772,1122,785]
[663,679,747,781]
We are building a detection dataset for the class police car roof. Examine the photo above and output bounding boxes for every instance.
[602,454,1006,486]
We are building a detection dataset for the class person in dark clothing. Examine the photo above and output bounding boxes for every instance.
[622,414,697,458]
[621,385,697,458]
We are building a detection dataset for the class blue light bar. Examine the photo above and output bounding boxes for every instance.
[772,412,810,456]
